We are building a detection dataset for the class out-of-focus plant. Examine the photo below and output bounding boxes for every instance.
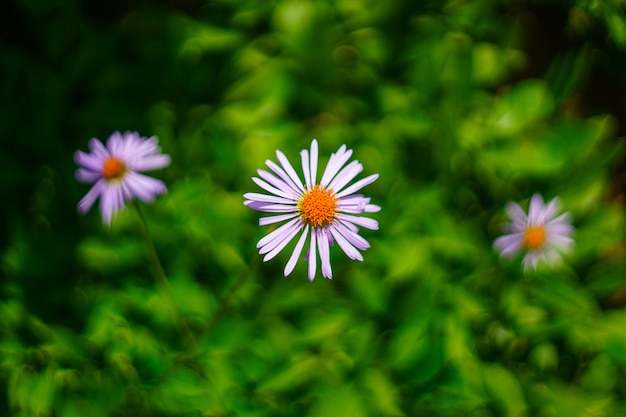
[1,0,625,416]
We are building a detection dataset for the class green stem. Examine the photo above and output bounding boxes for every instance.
[200,254,259,340]
[134,201,197,354]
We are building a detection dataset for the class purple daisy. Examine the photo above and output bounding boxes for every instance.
[74,131,171,225]
[244,139,380,282]
[493,193,574,270]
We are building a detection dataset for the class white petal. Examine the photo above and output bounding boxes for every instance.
[252,177,295,200]
[318,229,332,279]
[257,169,300,199]
[106,132,124,157]
[494,233,523,258]
[308,230,317,282]
[266,160,303,196]
[334,222,370,250]
[538,197,560,224]
[329,226,363,261]
[301,149,312,191]
[342,220,359,233]
[243,201,297,212]
[74,150,103,172]
[328,160,363,193]
[276,150,305,192]
[259,213,299,226]
[262,223,303,261]
[505,202,527,227]
[259,220,300,254]
[124,172,167,202]
[523,251,540,270]
[243,192,294,205]
[76,168,101,183]
[99,182,124,225]
[120,179,133,200]
[257,217,301,248]
[528,193,544,223]
[548,223,574,236]
[337,214,378,230]
[77,180,105,214]
[547,233,574,251]
[321,145,352,187]
[336,173,379,198]
[124,133,157,159]
[337,199,368,213]
[129,154,171,171]
[336,196,369,212]
[310,139,318,187]
[88,138,110,159]
[548,212,571,226]
[284,226,309,276]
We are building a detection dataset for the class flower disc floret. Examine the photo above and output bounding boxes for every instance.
[102,158,127,181]
[298,185,337,227]
[523,226,546,250]
[244,139,380,282]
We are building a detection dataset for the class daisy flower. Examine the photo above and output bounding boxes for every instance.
[244,139,380,281]
[74,131,171,225]
[494,193,574,270]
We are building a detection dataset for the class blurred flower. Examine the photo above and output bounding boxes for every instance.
[244,139,380,281]
[75,131,171,225]
[494,193,574,270]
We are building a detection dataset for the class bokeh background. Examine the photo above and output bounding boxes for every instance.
[2,0,626,416]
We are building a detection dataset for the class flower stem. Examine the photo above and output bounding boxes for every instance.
[133,201,197,354]
[200,254,259,340]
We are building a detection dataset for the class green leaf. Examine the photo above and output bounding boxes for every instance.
[482,364,527,417]
[153,369,217,413]
[256,355,321,393]
[530,342,558,373]
[488,79,554,136]
[359,368,405,416]
[309,385,367,417]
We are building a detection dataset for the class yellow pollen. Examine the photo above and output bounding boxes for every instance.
[523,226,546,250]
[102,157,126,181]
[298,185,338,228]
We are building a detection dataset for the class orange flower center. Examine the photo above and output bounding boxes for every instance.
[523,225,546,250]
[102,157,126,181]
[298,185,338,228]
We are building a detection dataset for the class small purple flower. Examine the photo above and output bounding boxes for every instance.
[494,193,574,270]
[244,139,380,282]
[75,131,171,225]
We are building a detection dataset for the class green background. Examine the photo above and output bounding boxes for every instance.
[1,0,626,416]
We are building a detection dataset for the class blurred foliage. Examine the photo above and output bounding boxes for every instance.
[1,0,626,416]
